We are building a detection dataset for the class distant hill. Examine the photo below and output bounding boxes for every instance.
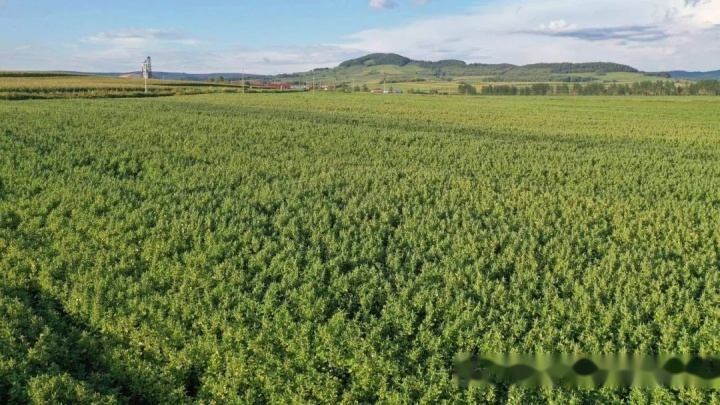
[339,53,413,68]
[342,54,635,77]
[668,70,720,80]
[270,53,663,88]
[339,54,639,77]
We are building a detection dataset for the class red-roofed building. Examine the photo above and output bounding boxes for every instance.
[266,83,292,90]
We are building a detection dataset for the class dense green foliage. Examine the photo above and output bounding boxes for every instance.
[416,59,469,70]
[481,70,594,83]
[457,83,477,95]
[338,53,413,68]
[480,80,720,96]
[336,54,639,81]
[1,94,720,403]
[525,62,638,74]
[480,62,639,82]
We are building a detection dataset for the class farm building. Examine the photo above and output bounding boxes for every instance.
[266,82,292,90]
[371,88,402,94]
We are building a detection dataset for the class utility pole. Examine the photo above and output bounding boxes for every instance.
[242,69,245,94]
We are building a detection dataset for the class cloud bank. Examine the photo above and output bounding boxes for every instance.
[3,0,720,73]
[345,0,720,71]
[370,0,433,9]
[369,0,398,10]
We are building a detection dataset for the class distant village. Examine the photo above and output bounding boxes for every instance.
[120,56,405,94]
[120,67,404,94]
[230,80,403,94]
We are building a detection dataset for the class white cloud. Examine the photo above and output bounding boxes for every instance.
[62,28,210,72]
[81,28,199,48]
[4,0,720,73]
[341,0,720,71]
[540,20,578,32]
[369,0,398,10]
[370,0,435,9]
[665,0,720,30]
[57,42,356,74]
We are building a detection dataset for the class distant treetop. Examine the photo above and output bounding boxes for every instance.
[523,62,639,74]
[338,53,413,68]
[336,53,639,75]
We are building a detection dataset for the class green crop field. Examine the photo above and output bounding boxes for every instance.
[0,75,252,100]
[1,93,720,404]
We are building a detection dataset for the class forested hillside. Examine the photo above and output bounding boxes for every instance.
[669,70,720,80]
[279,53,652,84]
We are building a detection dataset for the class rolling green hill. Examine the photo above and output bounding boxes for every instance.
[273,53,668,89]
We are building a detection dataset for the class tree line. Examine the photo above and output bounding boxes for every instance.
[471,80,720,96]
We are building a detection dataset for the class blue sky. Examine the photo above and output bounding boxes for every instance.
[1,0,719,73]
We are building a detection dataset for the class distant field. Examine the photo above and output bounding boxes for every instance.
[1,93,719,403]
[597,71,672,82]
[0,73,705,98]
[0,74,249,99]
[365,79,457,92]
[0,76,209,89]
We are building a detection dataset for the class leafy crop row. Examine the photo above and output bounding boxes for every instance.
[1,94,719,403]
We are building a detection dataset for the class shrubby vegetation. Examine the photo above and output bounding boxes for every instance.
[530,62,639,74]
[383,77,427,84]
[339,53,413,68]
[1,94,719,403]
[481,80,720,96]
[457,83,477,95]
[445,62,635,83]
